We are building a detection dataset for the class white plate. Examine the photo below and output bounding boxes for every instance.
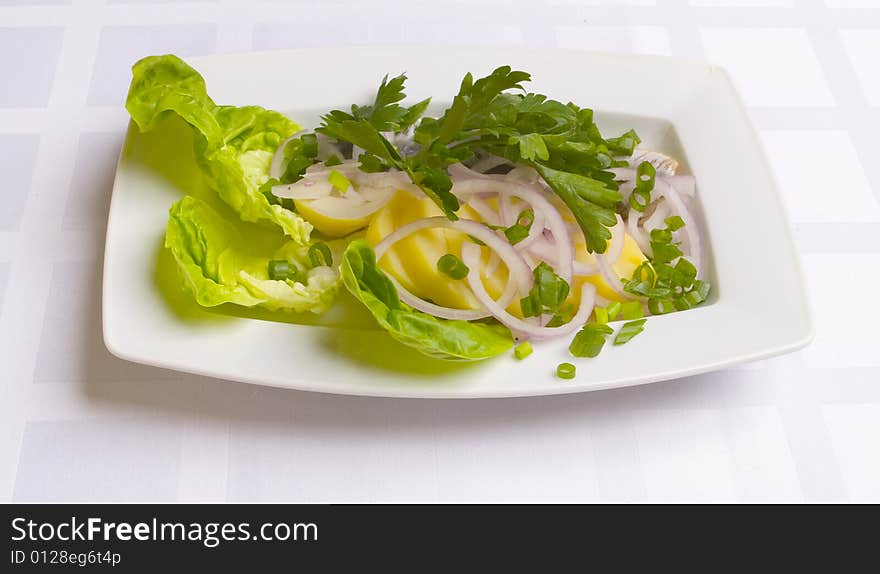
[102,46,812,398]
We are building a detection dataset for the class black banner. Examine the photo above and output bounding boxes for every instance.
[2,504,874,570]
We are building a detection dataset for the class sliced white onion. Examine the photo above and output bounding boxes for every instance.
[521,250,539,270]
[528,231,600,276]
[498,193,515,226]
[595,294,613,308]
[596,256,633,301]
[643,199,670,233]
[390,277,488,321]
[289,185,394,226]
[385,256,524,322]
[525,236,556,264]
[655,178,703,277]
[627,207,652,258]
[573,261,600,276]
[269,131,305,179]
[597,215,635,301]
[466,197,501,227]
[462,243,596,341]
[452,178,573,285]
[485,251,501,277]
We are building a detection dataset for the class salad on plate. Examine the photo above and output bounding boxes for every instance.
[125,54,710,378]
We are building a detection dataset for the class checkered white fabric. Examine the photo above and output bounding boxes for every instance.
[1,0,878,502]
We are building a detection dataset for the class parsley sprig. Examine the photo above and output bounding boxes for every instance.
[314,66,641,253]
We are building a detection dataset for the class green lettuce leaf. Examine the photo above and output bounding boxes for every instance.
[340,240,514,361]
[126,54,312,244]
[165,196,340,313]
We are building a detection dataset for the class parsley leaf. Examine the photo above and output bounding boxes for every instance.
[333,73,431,133]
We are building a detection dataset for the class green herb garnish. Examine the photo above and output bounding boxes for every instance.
[520,262,570,318]
[629,161,656,212]
[308,242,333,267]
[556,362,577,379]
[514,341,534,360]
[437,253,469,280]
[569,322,614,358]
[268,259,294,281]
[624,217,711,316]
[503,209,535,245]
[614,319,647,345]
[319,66,640,253]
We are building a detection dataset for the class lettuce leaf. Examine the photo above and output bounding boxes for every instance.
[341,240,514,361]
[166,196,339,313]
[126,54,312,244]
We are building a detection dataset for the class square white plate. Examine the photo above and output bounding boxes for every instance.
[103,46,812,398]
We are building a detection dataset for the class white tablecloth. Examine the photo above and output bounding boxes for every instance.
[1,0,878,503]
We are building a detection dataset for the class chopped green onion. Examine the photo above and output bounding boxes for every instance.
[665,215,685,231]
[674,297,693,311]
[556,362,576,379]
[651,242,683,265]
[648,298,676,315]
[614,319,647,345]
[328,169,351,193]
[437,253,469,280]
[536,263,569,311]
[620,301,644,320]
[629,161,655,212]
[514,341,533,360]
[682,280,710,306]
[606,301,622,321]
[650,228,673,244]
[546,304,575,328]
[268,259,294,281]
[504,224,530,244]
[569,322,613,358]
[673,258,697,283]
[692,280,711,300]
[308,242,333,267]
[520,263,570,318]
[503,209,534,245]
[595,306,609,324]
[324,154,342,167]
